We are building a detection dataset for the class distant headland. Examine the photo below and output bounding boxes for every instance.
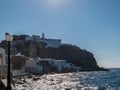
[0,33,108,74]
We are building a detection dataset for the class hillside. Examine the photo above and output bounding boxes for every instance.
[0,34,107,71]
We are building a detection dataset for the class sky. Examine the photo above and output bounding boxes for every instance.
[0,0,120,68]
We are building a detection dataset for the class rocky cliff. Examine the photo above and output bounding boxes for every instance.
[0,35,107,71]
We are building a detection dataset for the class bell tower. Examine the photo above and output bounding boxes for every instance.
[42,32,45,39]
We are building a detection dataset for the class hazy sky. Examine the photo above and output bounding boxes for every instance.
[0,0,120,68]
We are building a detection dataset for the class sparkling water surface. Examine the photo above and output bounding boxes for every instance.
[15,68,120,90]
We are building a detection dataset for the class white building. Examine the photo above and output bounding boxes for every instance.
[50,60,66,72]
[15,52,25,57]
[51,60,81,72]
[37,58,67,72]
[36,58,81,72]
[25,36,34,41]
[24,58,43,74]
[40,39,61,48]
[0,47,6,78]
[25,33,61,48]
[24,57,81,74]
[0,48,5,65]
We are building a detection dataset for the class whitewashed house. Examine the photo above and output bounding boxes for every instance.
[24,58,43,74]
[24,57,81,74]
[25,33,61,48]
[51,60,66,72]
[15,52,25,57]
[37,58,81,72]
[35,58,65,72]
[51,60,81,72]
[25,36,34,41]
[0,47,7,78]
[40,39,61,48]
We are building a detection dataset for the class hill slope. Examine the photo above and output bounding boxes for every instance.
[0,35,106,71]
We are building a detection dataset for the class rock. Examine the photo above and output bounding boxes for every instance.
[50,79,54,81]
[32,77,39,81]
[22,84,27,87]
[27,74,33,78]
[64,88,71,90]
[17,81,24,84]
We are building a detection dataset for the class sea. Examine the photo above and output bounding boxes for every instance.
[9,68,120,90]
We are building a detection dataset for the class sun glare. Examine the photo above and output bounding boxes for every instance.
[46,0,69,9]
[36,0,72,11]
[48,0,63,5]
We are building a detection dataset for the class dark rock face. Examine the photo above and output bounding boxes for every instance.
[0,35,105,71]
[39,44,99,71]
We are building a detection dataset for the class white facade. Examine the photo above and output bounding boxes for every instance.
[41,39,61,48]
[38,58,81,72]
[53,60,66,72]
[38,58,72,72]
[0,48,5,65]
[25,36,34,41]
[15,52,25,57]
[24,57,81,74]
[25,35,40,41]
[32,35,41,42]
[0,47,6,78]
[25,33,61,48]
[24,58,43,74]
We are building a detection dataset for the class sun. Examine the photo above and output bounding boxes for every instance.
[47,0,66,7]
[42,0,71,11]
[48,0,63,5]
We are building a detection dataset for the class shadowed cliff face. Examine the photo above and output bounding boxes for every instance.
[39,44,99,70]
[0,35,103,71]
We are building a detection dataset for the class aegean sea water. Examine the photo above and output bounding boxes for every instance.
[15,68,120,90]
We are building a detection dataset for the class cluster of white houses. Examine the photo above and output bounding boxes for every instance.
[25,33,61,48]
[0,47,81,77]
[24,57,81,74]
